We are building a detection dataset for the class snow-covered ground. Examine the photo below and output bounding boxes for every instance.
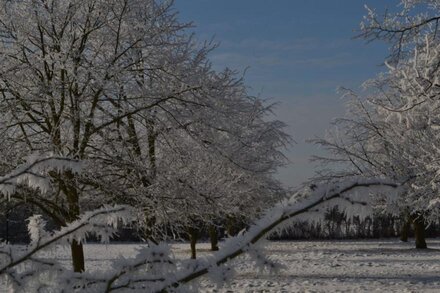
[189,239,440,292]
[4,239,440,292]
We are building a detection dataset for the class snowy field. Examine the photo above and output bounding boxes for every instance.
[5,239,437,292]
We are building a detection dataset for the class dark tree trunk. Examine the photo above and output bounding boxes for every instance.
[388,218,395,237]
[400,218,411,242]
[208,225,219,251]
[188,227,199,259]
[5,208,9,244]
[63,170,86,272]
[366,217,372,237]
[146,118,157,179]
[71,240,85,272]
[226,217,236,237]
[412,216,427,249]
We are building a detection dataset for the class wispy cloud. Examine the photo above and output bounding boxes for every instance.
[289,52,356,68]
[211,52,282,68]
[210,50,360,72]
[219,37,351,52]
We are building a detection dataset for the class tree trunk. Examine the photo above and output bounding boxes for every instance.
[71,240,85,272]
[400,218,410,242]
[63,170,86,272]
[366,217,372,237]
[208,225,219,251]
[412,216,427,249]
[5,207,9,244]
[388,218,395,237]
[188,227,198,259]
[226,217,235,237]
[147,119,157,179]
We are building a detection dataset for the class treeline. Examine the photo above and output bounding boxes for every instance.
[271,206,440,240]
[4,204,439,246]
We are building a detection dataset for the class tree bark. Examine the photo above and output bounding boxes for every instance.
[208,225,219,251]
[62,170,86,272]
[71,240,85,272]
[226,217,235,237]
[400,218,410,242]
[412,215,427,249]
[188,227,198,259]
[146,118,157,179]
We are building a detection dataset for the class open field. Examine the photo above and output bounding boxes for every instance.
[8,238,439,292]
[188,239,440,292]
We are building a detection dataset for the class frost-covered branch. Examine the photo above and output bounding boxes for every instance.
[0,177,400,292]
[155,178,399,291]
[57,178,396,292]
[0,205,134,291]
[0,154,82,198]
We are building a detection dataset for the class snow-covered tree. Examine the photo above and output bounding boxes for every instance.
[0,0,289,270]
[313,0,440,248]
[0,158,398,291]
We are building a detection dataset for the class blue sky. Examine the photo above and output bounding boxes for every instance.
[174,0,397,189]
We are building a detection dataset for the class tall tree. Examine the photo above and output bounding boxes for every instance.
[313,0,440,248]
[0,0,289,269]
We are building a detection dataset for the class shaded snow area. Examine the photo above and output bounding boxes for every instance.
[185,240,440,292]
[3,239,440,292]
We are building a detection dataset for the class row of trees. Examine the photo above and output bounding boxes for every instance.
[0,159,399,291]
[1,0,440,290]
[273,206,440,240]
[313,0,440,248]
[0,0,288,272]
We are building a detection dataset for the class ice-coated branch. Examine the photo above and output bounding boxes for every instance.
[0,154,82,197]
[0,205,134,291]
[358,2,440,60]
[0,178,400,292]
[79,178,397,292]
[153,178,399,291]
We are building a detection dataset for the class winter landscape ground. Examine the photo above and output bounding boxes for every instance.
[4,239,438,292]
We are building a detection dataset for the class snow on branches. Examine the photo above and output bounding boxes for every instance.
[0,205,134,292]
[139,177,399,292]
[315,0,440,223]
[0,177,397,292]
[0,154,82,199]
